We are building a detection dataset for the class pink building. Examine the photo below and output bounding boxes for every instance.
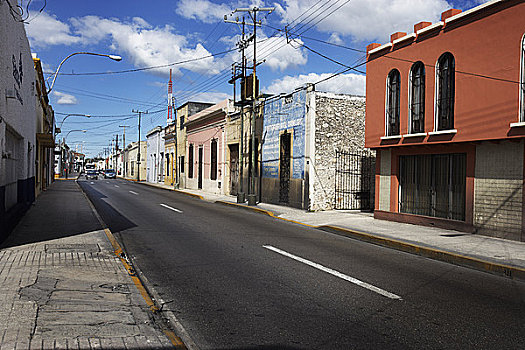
[185,100,233,194]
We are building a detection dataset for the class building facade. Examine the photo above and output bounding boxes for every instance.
[261,87,369,210]
[146,126,164,183]
[185,100,233,194]
[0,0,38,239]
[124,141,147,181]
[33,54,55,197]
[163,102,213,188]
[365,0,525,241]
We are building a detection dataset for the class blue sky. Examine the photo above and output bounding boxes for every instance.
[23,0,485,157]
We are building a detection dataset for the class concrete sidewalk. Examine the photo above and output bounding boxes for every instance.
[139,181,525,281]
[0,180,177,349]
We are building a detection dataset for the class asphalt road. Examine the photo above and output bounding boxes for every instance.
[78,178,525,350]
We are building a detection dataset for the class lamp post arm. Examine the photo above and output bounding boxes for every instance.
[47,52,122,94]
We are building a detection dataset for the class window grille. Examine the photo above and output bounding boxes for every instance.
[436,53,455,130]
[520,37,525,122]
[386,69,400,136]
[410,62,425,133]
[210,139,217,180]
[188,144,194,178]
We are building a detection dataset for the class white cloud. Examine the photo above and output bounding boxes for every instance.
[26,14,222,77]
[53,91,78,105]
[25,12,81,48]
[175,0,233,23]
[223,31,308,72]
[328,33,343,45]
[265,72,365,96]
[277,0,451,42]
[183,91,231,103]
[175,0,270,23]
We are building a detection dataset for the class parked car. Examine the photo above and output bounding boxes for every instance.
[104,169,116,179]
[85,170,98,180]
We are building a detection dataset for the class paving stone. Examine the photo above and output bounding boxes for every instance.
[49,291,130,305]
[37,310,135,326]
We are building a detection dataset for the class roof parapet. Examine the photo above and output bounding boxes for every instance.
[414,21,432,32]
[441,8,462,21]
[366,43,381,53]
[390,32,407,43]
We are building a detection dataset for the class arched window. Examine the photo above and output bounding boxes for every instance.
[436,53,455,130]
[386,69,400,136]
[520,35,525,122]
[409,62,425,134]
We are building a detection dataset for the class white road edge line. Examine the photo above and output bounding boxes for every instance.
[160,203,183,213]
[129,190,138,195]
[263,245,402,300]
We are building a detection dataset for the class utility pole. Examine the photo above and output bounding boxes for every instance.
[132,110,148,181]
[227,6,274,206]
[119,125,128,178]
[114,134,119,169]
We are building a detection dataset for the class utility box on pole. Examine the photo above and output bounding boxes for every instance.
[241,75,259,100]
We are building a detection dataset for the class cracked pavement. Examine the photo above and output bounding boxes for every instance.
[0,180,174,350]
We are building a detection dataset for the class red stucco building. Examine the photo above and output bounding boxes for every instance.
[365,0,525,241]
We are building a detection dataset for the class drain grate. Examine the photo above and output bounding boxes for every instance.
[45,244,100,253]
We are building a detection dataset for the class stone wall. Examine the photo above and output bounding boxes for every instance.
[474,141,523,241]
[310,92,371,211]
[378,149,391,212]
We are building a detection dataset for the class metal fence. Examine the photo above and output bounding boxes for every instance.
[334,150,375,210]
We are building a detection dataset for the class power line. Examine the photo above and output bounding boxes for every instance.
[43,47,238,77]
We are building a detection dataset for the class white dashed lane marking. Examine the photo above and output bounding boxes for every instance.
[263,245,402,300]
[160,203,183,213]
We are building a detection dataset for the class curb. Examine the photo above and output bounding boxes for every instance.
[134,180,205,200]
[76,180,191,349]
[319,225,525,282]
[116,235,199,350]
[215,201,316,228]
[217,200,525,282]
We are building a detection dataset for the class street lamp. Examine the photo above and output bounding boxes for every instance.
[47,52,122,94]
[58,113,91,130]
[64,129,87,145]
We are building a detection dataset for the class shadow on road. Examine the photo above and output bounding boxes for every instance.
[77,180,137,234]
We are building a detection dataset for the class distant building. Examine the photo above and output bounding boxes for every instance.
[163,101,213,187]
[124,141,147,181]
[365,1,525,241]
[185,100,233,194]
[146,126,164,184]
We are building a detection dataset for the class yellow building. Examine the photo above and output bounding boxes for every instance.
[163,102,213,187]
[163,123,176,186]
[33,54,55,197]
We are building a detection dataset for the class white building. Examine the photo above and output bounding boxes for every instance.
[1,0,38,239]
[146,126,165,183]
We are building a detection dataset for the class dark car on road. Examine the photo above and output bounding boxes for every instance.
[104,169,116,179]
[85,170,98,180]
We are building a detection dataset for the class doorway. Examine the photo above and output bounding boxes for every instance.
[229,144,239,195]
[279,132,291,203]
[198,147,203,189]
[399,153,466,220]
